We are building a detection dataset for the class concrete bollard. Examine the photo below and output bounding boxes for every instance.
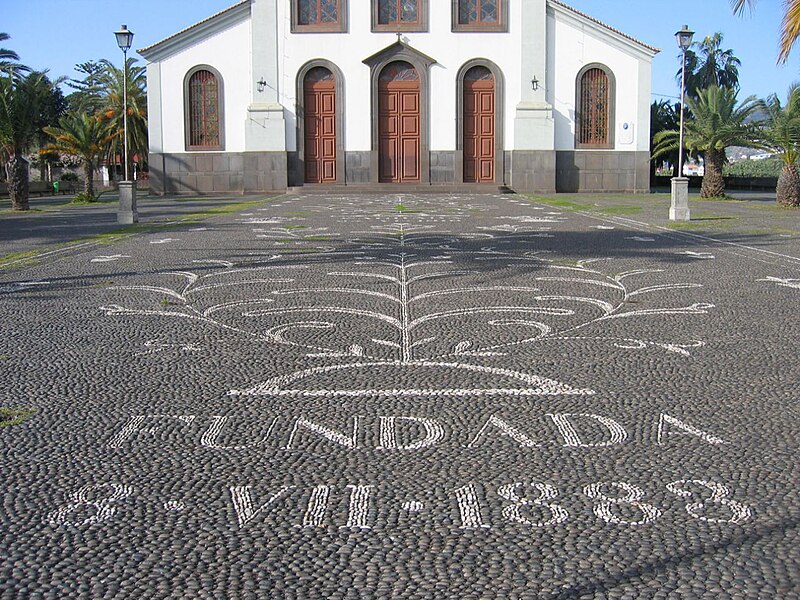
[669,177,690,221]
[118,181,138,224]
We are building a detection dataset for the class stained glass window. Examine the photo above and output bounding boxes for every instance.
[378,0,420,24]
[380,61,419,81]
[188,70,220,149]
[464,66,494,81]
[305,66,335,83]
[578,68,611,147]
[293,0,345,32]
[298,0,338,25]
[458,0,498,25]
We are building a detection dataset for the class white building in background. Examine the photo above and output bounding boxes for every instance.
[139,0,658,194]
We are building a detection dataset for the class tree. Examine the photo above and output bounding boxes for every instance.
[732,0,800,63]
[650,99,681,177]
[43,112,117,199]
[0,71,48,210]
[65,61,106,115]
[96,57,147,179]
[678,32,741,97]
[755,85,800,206]
[0,33,27,75]
[653,85,761,198]
[32,73,67,180]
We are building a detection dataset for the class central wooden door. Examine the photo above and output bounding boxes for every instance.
[463,66,495,183]
[304,67,336,184]
[378,61,420,183]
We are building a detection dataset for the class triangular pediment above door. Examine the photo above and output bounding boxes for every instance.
[362,40,437,69]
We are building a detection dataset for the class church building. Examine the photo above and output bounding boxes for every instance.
[139,0,659,194]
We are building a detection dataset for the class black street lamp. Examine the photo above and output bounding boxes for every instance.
[675,25,694,180]
[114,25,134,182]
[670,24,694,222]
[114,24,138,224]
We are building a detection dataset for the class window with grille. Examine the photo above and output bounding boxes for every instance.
[373,0,428,31]
[452,0,507,32]
[577,67,614,148]
[292,0,347,32]
[187,69,222,150]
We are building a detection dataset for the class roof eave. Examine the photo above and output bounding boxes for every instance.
[547,0,660,58]
[138,0,250,62]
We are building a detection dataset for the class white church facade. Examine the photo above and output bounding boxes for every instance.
[139,0,658,194]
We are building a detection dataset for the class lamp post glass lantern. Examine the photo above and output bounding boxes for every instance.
[670,24,694,222]
[115,25,137,224]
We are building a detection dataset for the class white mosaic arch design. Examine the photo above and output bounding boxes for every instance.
[101,206,714,398]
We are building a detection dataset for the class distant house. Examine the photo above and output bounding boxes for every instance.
[139,0,659,195]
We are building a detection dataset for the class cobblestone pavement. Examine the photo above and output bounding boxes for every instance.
[1,193,799,598]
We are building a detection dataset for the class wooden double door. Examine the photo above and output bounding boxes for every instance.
[463,69,496,183]
[378,62,421,183]
[304,67,337,184]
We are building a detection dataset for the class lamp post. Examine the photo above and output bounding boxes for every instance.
[114,24,138,224]
[670,24,694,221]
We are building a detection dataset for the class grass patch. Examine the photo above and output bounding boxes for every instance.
[0,197,276,269]
[284,224,309,230]
[525,195,594,211]
[0,407,37,427]
[302,235,333,241]
[664,221,711,230]
[393,203,424,213]
[597,205,643,215]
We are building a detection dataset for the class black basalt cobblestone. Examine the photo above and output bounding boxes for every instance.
[1,193,799,598]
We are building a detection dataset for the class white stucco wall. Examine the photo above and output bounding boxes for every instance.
[147,16,252,154]
[144,0,655,158]
[548,6,654,152]
[274,2,525,153]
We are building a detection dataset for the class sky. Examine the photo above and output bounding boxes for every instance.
[3,0,799,102]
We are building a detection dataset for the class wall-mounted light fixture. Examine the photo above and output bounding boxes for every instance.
[531,76,539,91]
[256,78,267,92]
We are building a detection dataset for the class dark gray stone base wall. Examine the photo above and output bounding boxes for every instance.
[287,152,303,187]
[149,152,287,195]
[510,151,557,193]
[346,152,371,184]
[556,151,650,193]
[430,151,455,184]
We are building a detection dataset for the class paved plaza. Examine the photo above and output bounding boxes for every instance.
[1,192,799,598]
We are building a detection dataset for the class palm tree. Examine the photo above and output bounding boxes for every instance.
[732,0,800,63]
[653,85,761,198]
[0,33,27,74]
[756,85,800,206]
[96,58,147,180]
[679,32,741,97]
[43,112,118,199]
[650,99,681,177]
[0,71,47,210]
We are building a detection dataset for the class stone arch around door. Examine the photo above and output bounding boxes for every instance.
[363,41,436,184]
[455,58,504,184]
[295,60,346,185]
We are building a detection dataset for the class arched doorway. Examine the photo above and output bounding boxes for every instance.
[378,61,421,183]
[303,66,337,184]
[463,65,495,183]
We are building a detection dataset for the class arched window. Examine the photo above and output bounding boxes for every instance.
[185,67,224,150]
[576,65,614,149]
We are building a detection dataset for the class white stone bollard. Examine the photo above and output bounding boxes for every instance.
[669,177,690,221]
